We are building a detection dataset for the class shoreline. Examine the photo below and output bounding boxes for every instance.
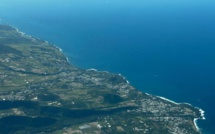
[118,73,130,84]
[86,69,130,84]
[64,54,205,133]
[86,66,205,133]
[194,118,200,131]
[11,25,70,65]
[156,95,206,132]
[6,24,206,133]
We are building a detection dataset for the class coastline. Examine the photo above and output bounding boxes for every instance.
[54,43,206,133]
[86,69,130,84]
[156,95,206,132]
[10,25,70,65]
[6,25,205,133]
[86,67,205,133]
[118,73,130,84]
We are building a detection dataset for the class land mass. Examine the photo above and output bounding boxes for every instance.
[0,25,204,134]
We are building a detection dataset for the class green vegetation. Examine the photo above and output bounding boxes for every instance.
[0,25,202,134]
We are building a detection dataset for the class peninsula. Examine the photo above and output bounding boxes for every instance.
[0,25,204,134]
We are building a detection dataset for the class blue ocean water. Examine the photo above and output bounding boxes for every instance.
[1,0,215,133]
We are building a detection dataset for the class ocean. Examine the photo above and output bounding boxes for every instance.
[1,0,215,133]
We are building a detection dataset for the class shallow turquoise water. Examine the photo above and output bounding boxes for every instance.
[1,0,215,133]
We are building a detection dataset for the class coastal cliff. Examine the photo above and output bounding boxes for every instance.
[0,25,204,134]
